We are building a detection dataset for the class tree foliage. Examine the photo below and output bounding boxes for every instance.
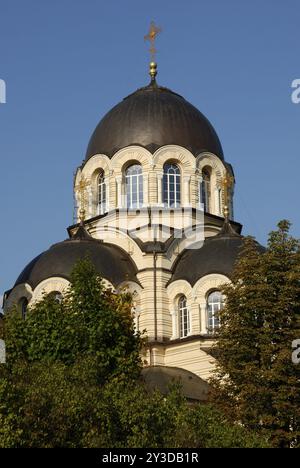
[211,221,300,448]
[2,258,142,383]
[0,360,268,448]
[0,258,268,448]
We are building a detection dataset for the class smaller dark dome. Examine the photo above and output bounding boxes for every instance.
[170,223,264,287]
[15,227,138,289]
[141,366,209,401]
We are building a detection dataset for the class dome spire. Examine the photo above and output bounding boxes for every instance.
[144,21,162,84]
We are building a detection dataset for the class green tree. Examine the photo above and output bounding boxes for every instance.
[99,380,268,448]
[0,258,269,448]
[0,361,268,448]
[3,258,142,383]
[211,221,300,448]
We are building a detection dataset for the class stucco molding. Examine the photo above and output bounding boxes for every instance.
[196,152,226,182]
[79,154,111,180]
[193,273,229,301]
[166,279,193,307]
[31,277,70,304]
[153,145,196,173]
[110,146,153,175]
[3,283,33,312]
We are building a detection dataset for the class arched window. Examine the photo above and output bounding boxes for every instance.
[163,163,181,208]
[207,291,224,333]
[98,171,107,215]
[19,298,28,320]
[200,169,211,212]
[178,295,190,338]
[126,164,143,209]
[48,291,63,304]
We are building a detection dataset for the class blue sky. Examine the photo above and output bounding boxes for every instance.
[0,0,300,299]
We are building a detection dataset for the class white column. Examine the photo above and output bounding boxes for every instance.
[87,187,93,218]
[214,187,221,216]
[143,173,149,206]
[170,309,178,340]
[116,176,123,208]
[183,175,191,206]
[188,302,192,336]
[200,303,207,335]
[198,175,203,209]
[109,170,114,210]
[105,176,110,213]
[219,187,223,216]
[157,172,163,206]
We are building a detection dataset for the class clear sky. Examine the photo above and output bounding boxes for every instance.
[1,0,300,300]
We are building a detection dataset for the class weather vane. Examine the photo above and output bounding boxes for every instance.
[221,172,234,221]
[75,175,90,223]
[144,21,162,80]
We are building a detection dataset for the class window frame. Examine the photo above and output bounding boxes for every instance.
[178,295,190,339]
[200,169,211,213]
[48,291,63,304]
[19,298,28,320]
[163,163,181,208]
[207,290,224,334]
[125,164,144,209]
[98,171,107,215]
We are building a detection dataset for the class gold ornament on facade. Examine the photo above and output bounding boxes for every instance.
[75,176,90,223]
[221,172,234,221]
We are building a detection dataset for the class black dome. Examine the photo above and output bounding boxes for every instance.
[170,224,265,287]
[15,229,138,289]
[85,82,224,160]
[141,366,210,402]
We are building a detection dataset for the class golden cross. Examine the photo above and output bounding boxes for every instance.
[221,172,234,220]
[75,176,90,223]
[144,21,162,62]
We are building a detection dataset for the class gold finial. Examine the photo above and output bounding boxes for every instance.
[221,172,234,221]
[149,61,157,80]
[144,21,162,80]
[75,175,90,223]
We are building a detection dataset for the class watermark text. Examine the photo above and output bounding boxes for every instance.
[0,79,6,104]
[291,79,300,104]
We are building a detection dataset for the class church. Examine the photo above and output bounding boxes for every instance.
[3,38,248,395]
